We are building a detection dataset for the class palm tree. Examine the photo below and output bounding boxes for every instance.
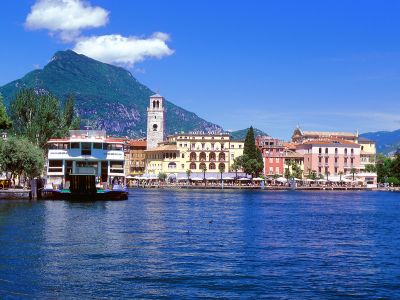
[186,169,191,185]
[350,168,357,182]
[219,164,225,189]
[201,165,207,187]
[339,171,344,182]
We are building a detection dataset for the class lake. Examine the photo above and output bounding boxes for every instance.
[1,190,400,298]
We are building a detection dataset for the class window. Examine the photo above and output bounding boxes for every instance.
[168,162,176,169]
[325,148,328,154]
[239,145,242,149]
[81,143,91,155]
[71,142,80,149]
[153,124,158,131]
[319,148,322,154]
[276,158,279,163]
[190,162,196,170]
[209,163,216,170]
[48,160,63,173]
[93,143,102,149]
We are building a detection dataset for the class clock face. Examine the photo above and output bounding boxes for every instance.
[153,123,158,131]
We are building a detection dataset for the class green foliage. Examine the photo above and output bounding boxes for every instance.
[285,159,302,179]
[387,176,400,186]
[0,94,12,130]
[219,163,225,173]
[9,89,79,149]
[158,172,167,181]
[0,136,44,181]
[376,154,392,183]
[364,164,377,173]
[308,170,317,180]
[186,169,191,179]
[62,95,80,134]
[236,126,264,177]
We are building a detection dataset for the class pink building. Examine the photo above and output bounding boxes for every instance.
[256,136,285,176]
[296,139,360,177]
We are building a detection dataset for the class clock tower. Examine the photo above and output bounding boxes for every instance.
[147,93,166,150]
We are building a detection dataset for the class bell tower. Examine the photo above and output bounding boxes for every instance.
[147,93,166,149]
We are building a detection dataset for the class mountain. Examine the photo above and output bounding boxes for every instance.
[0,50,221,138]
[230,128,269,140]
[360,130,400,155]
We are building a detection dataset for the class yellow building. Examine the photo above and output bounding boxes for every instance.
[358,137,376,170]
[145,132,244,176]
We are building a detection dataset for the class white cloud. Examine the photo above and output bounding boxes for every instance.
[73,33,174,67]
[25,0,109,42]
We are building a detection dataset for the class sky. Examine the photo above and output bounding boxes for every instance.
[1,0,400,140]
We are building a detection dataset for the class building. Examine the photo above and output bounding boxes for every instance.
[145,132,244,176]
[46,130,126,187]
[292,127,359,143]
[256,136,285,176]
[296,139,360,177]
[358,137,376,170]
[125,140,147,176]
[257,136,305,177]
[147,94,166,150]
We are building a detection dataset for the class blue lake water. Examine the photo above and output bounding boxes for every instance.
[1,190,400,298]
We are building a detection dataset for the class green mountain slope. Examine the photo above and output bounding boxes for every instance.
[0,50,221,137]
[360,130,400,155]
[230,128,268,140]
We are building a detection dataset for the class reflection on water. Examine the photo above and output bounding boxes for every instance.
[0,191,400,298]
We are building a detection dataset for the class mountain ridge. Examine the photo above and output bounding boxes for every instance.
[0,50,221,138]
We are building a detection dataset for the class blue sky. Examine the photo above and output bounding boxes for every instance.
[1,0,400,139]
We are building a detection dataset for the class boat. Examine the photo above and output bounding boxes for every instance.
[43,129,128,201]
[44,174,128,201]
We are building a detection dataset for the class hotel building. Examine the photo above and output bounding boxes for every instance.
[296,139,360,176]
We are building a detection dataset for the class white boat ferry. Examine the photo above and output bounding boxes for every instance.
[46,129,126,190]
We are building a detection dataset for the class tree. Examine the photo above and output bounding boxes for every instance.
[201,164,207,187]
[364,164,377,173]
[308,169,317,180]
[0,94,12,130]
[0,137,44,186]
[62,95,80,134]
[376,154,392,183]
[158,172,167,182]
[338,171,344,182]
[238,126,264,177]
[9,89,80,149]
[286,159,302,179]
[390,154,400,175]
[231,158,240,180]
[186,169,191,181]
[219,163,225,186]
[350,168,357,181]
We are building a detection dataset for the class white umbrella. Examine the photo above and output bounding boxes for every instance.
[252,177,265,181]
[276,177,287,183]
[207,177,217,180]
[239,177,250,181]
[316,179,327,182]
[223,177,234,180]
[191,178,203,181]
[306,178,315,182]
